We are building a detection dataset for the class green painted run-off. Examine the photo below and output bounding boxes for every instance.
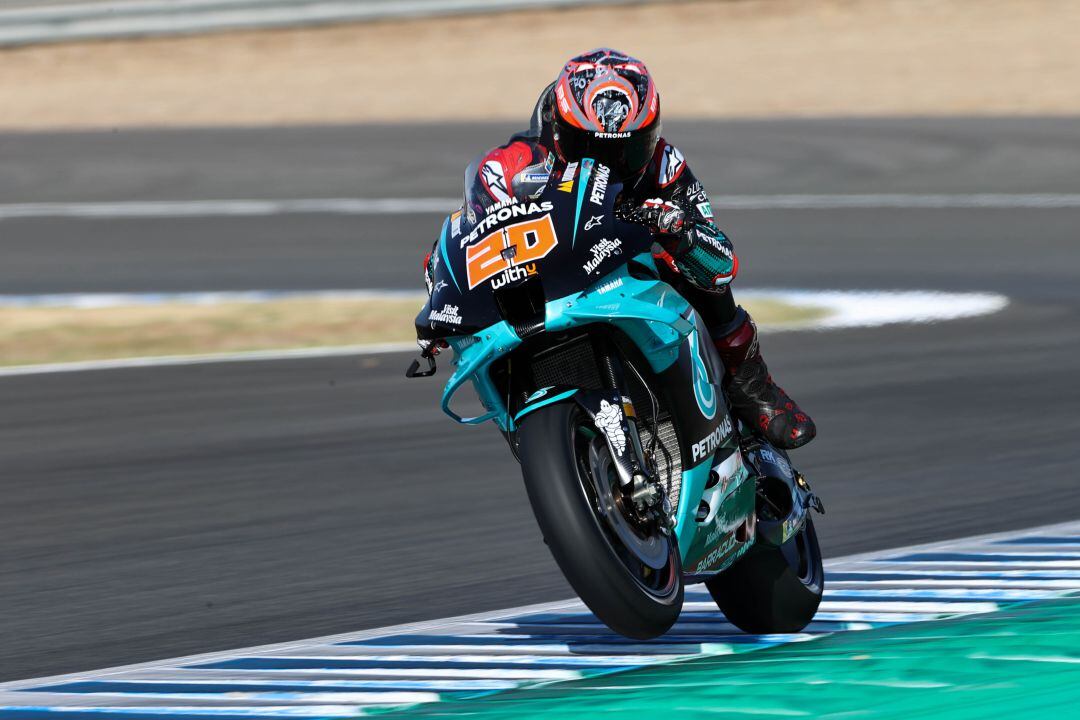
[381,596,1080,719]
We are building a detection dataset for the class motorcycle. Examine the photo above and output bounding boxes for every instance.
[408,159,825,638]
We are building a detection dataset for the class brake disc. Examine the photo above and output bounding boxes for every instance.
[586,436,670,569]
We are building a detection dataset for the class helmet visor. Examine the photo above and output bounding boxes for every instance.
[554,121,660,182]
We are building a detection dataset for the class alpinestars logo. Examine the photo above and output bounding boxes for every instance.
[659,144,685,188]
[590,163,610,206]
[428,303,463,325]
[582,237,622,274]
[481,161,511,203]
[593,399,627,456]
[584,214,604,230]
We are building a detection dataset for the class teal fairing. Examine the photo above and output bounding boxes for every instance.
[438,259,754,573]
[440,260,691,428]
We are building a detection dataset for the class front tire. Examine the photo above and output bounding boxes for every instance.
[518,402,683,639]
[706,515,824,634]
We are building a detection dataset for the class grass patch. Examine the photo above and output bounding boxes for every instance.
[0,295,830,367]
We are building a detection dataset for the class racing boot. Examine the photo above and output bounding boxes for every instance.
[712,307,816,449]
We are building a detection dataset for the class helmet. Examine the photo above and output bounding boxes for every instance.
[551,48,661,181]
[463,140,553,225]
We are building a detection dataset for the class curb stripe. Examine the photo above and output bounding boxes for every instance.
[5,520,1080,718]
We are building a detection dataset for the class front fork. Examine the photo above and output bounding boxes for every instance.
[578,339,674,532]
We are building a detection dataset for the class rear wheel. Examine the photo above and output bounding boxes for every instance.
[518,402,683,639]
[706,515,824,634]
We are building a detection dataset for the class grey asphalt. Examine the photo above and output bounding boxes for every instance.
[3,116,1080,292]
[2,118,1080,682]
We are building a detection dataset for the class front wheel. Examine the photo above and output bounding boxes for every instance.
[518,402,683,639]
[706,515,824,634]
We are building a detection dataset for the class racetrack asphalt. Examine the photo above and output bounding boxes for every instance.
[2,117,1079,681]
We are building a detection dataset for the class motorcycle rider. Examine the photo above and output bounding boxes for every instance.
[422,48,815,450]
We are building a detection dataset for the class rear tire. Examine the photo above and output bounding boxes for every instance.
[518,402,683,639]
[706,515,824,634]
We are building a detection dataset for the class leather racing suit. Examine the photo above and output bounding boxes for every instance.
[421,87,816,450]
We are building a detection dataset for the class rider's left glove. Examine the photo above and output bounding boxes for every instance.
[418,338,449,357]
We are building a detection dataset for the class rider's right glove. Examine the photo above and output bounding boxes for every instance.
[671,223,738,289]
[417,338,449,357]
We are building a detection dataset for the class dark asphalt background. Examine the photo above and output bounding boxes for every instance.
[1,118,1079,681]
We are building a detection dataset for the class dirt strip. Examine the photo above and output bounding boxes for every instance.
[1,0,1078,130]
[0,296,823,367]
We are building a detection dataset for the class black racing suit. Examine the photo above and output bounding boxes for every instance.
[512,84,741,335]
[419,87,816,449]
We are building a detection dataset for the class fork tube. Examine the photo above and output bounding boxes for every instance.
[594,335,627,393]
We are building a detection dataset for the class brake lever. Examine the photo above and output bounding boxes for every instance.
[405,354,437,378]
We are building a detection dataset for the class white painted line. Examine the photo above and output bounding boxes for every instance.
[0,706,389,717]
[248,654,608,667]
[0,290,426,309]
[0,343,418,378]
[877,560,1080,568]
[131,668,580,681]
[969,654,1080,665]
[0,198,458,219]
[0,0,640,48]
[684,599,1000,615]
[822,569,1080,579]
[746,290,1009,331]
[2,194,1079,220]
[21,691,440,705]
[709,193,1080,210]
[816,604,1002,613]
[824,588,1055,600]
[829,579,1080,589]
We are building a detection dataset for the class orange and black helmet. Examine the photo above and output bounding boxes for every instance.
[551,48,661,181]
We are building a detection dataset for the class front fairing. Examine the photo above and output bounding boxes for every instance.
[415,159,654,338]
[422,159,755,576]
[439,266,754,575]
[438,264,692,426]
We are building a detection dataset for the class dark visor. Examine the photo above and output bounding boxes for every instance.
[554,121,660,182]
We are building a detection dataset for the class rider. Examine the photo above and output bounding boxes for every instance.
[421,48,815,450]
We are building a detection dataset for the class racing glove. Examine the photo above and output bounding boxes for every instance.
[620,198,737,290]
[619,198,686,236]
[673,223,738,289]
[417,337,448,357]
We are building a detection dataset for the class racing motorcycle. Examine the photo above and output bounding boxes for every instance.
[407,159,825,638]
